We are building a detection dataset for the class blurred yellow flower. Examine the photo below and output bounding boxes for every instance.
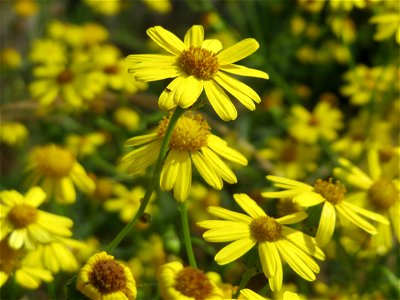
[13,0,38,17]
[29,39,66,65]
[0,187,73,250]
[370,3,400,44]
[0,239,53,289]
[334,151,400,252]
[328,0,368,11]
[198,193,325,292]
[65,132,106,158]
[113,107,141,131]
[157,261,225,299]
[83,0,121,16]
[142,0,171,14]
[126,25,269,121]
[121,112,247,201]
[0,122,28,146]
[76,251,137,300]
[26,144,95,204]
[0,48,22,69]
[263,176,389,246]
[288,101,343,144]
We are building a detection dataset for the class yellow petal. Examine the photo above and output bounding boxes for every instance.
[125,133,158,147]
[133,66,181,82]
[158,76,184,110]
[202,39,223,53]
[207,135,247,165]
[24,187,46,207]
[276,211,308,225]
[217,38,259,65]
[259,241,278,278]
[174,76,203,108]
[206,206,253,223]
[341,201,389,225]
[214,238,256,265]
[336,203,377,234]
[293,191,325,207]
[316,202,336,247]
[202,222,250,242]
[146,26,185,55]
[160,151,180,191]
[204,80,237,121]
[201,147,237,184]
[56,177,76,204]
[184,25,204,47]
[192,152,222,189]
[234,193,266,218]
[220,64,269,79]
[173,152,192,202]
[282,226,325,260]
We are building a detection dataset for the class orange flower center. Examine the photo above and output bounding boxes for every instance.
[174,267,213,299]
[250,215,282,242]
[57,70,74,84]
[35,145,75,178]
[158,112,210,152]
[313,178,346,205]
[8,204,38,228]
[368,177,397,210]
[89,259,126,294]
[178,46,219,80]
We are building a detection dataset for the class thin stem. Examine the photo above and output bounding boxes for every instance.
[179,202,198,268]
[232,267,257,299]
[105,107,185,253]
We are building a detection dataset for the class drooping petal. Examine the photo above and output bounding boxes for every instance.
[217,38,259,65]
[56,177,76,204]
[214,238,256,265]
[316,202,336,247]
[70,164,95,194]
[336,203,377,234]
[234,193,266,218]
[158,76,184,110]
[184,25,204,47]
[268,253,283,292]
[367,150,382,181]
[206,206,253,223]
[192,152,222,189]
[173,76,204,108]
[160,151,180,191]
[207,135,247,165]
[204,80,237,121]
[258,241,278,278]
[266,175,312,190]
[341,201,389,224]
[146,26,185,55]
[173,151,192,202]
[282,226,325,260]
[220,64,269,79]
[201,147,237,184]
[125,132,158,147]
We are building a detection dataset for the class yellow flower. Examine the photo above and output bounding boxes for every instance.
[333,150,400,252]
[0,48,22,69]
[76,251,137,300]
[197,194,325,292]
[65,132,106,158]
[0,122,28,146]
[0,187,73,250]
[28,237,86,273]
[0,239,53,289]
[142,0,172,14]
[240,288,301,300]
[263,175,389,247]
[120,112,247,201]
[157,261,225,299]
[328,0,367,11]
[126,25,269,121]
[29,38,66,65]
[113,107,141,131]
[26,144,95,204]
[103,185,157,223]
[13,0,38,17]
[288,101,343,144]
[370,2,400,44]
[83,0,121,16]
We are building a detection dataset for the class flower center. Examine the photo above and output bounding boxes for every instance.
[0,240,23,273]
[35,145,75,178]
[250,216,282,242]
[89,259,126,294]
[103,65,119,74]
[368,177,398,210]
[313,178,346,205]
[308,115,320,126]
[178,46,219,80]
[158,113,210,152]
[57,70,74,84]
[7,204,38,228]
[280,141,297,162]
[378,146,395,163]
[174,267,213,299]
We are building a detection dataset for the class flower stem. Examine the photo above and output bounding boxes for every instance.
[105,107,185,253]
[179,202,198,268]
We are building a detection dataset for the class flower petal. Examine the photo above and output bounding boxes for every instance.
[217,38,259,65]
[24,187,46,207]
[341,201,389,225]
[125,132,158,147]
[276,211,308,225]
[207,135,247,165]
[184,25,204,47]
[146,26,185,55]
[259,241,278,278]
[202,39,223,53]
[56,177,76,204]
[158,76,184,110]
[214,238,256,265]
[192,152,223,189]
[160,151,180,191]
[234,193,266,218]
[204,80,237,121]
[201,147,237,184]
[132,66,181,82]
[220,64,269,79]
[336,203,377,234]
[202,223,250,242]
[316,202,336,247]
[294,191,325,207]
[173,151,192,202]
[174,76,204,108]
[206,206,253,223]
[282,226,325,260]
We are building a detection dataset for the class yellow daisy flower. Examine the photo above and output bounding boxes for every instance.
[197,193,325,292]
[76,251,137,300]
[126,25,269,121]
[369,1,400,44]
[333,150,400,251]
[0,187,73,250]
[0,122,28,146]
[65,132,106,158]
[263,175,389,247]
[120,112,247,201]
[0,239,53,289]
[26,144,95,204]
[288,101,343,144]
[157,261,225,300]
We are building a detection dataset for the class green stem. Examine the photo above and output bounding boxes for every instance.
[105,107,185,253]
[179,202,198,268]
[233,267,257,299]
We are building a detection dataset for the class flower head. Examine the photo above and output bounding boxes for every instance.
[26,144,95,204]
[76,251,137,300]
[126,25,269,121]
[121,112,247,201]
[157,261,224,299]
[197,193,325,292]
[263,175,389,246]
[0,187,73,250]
